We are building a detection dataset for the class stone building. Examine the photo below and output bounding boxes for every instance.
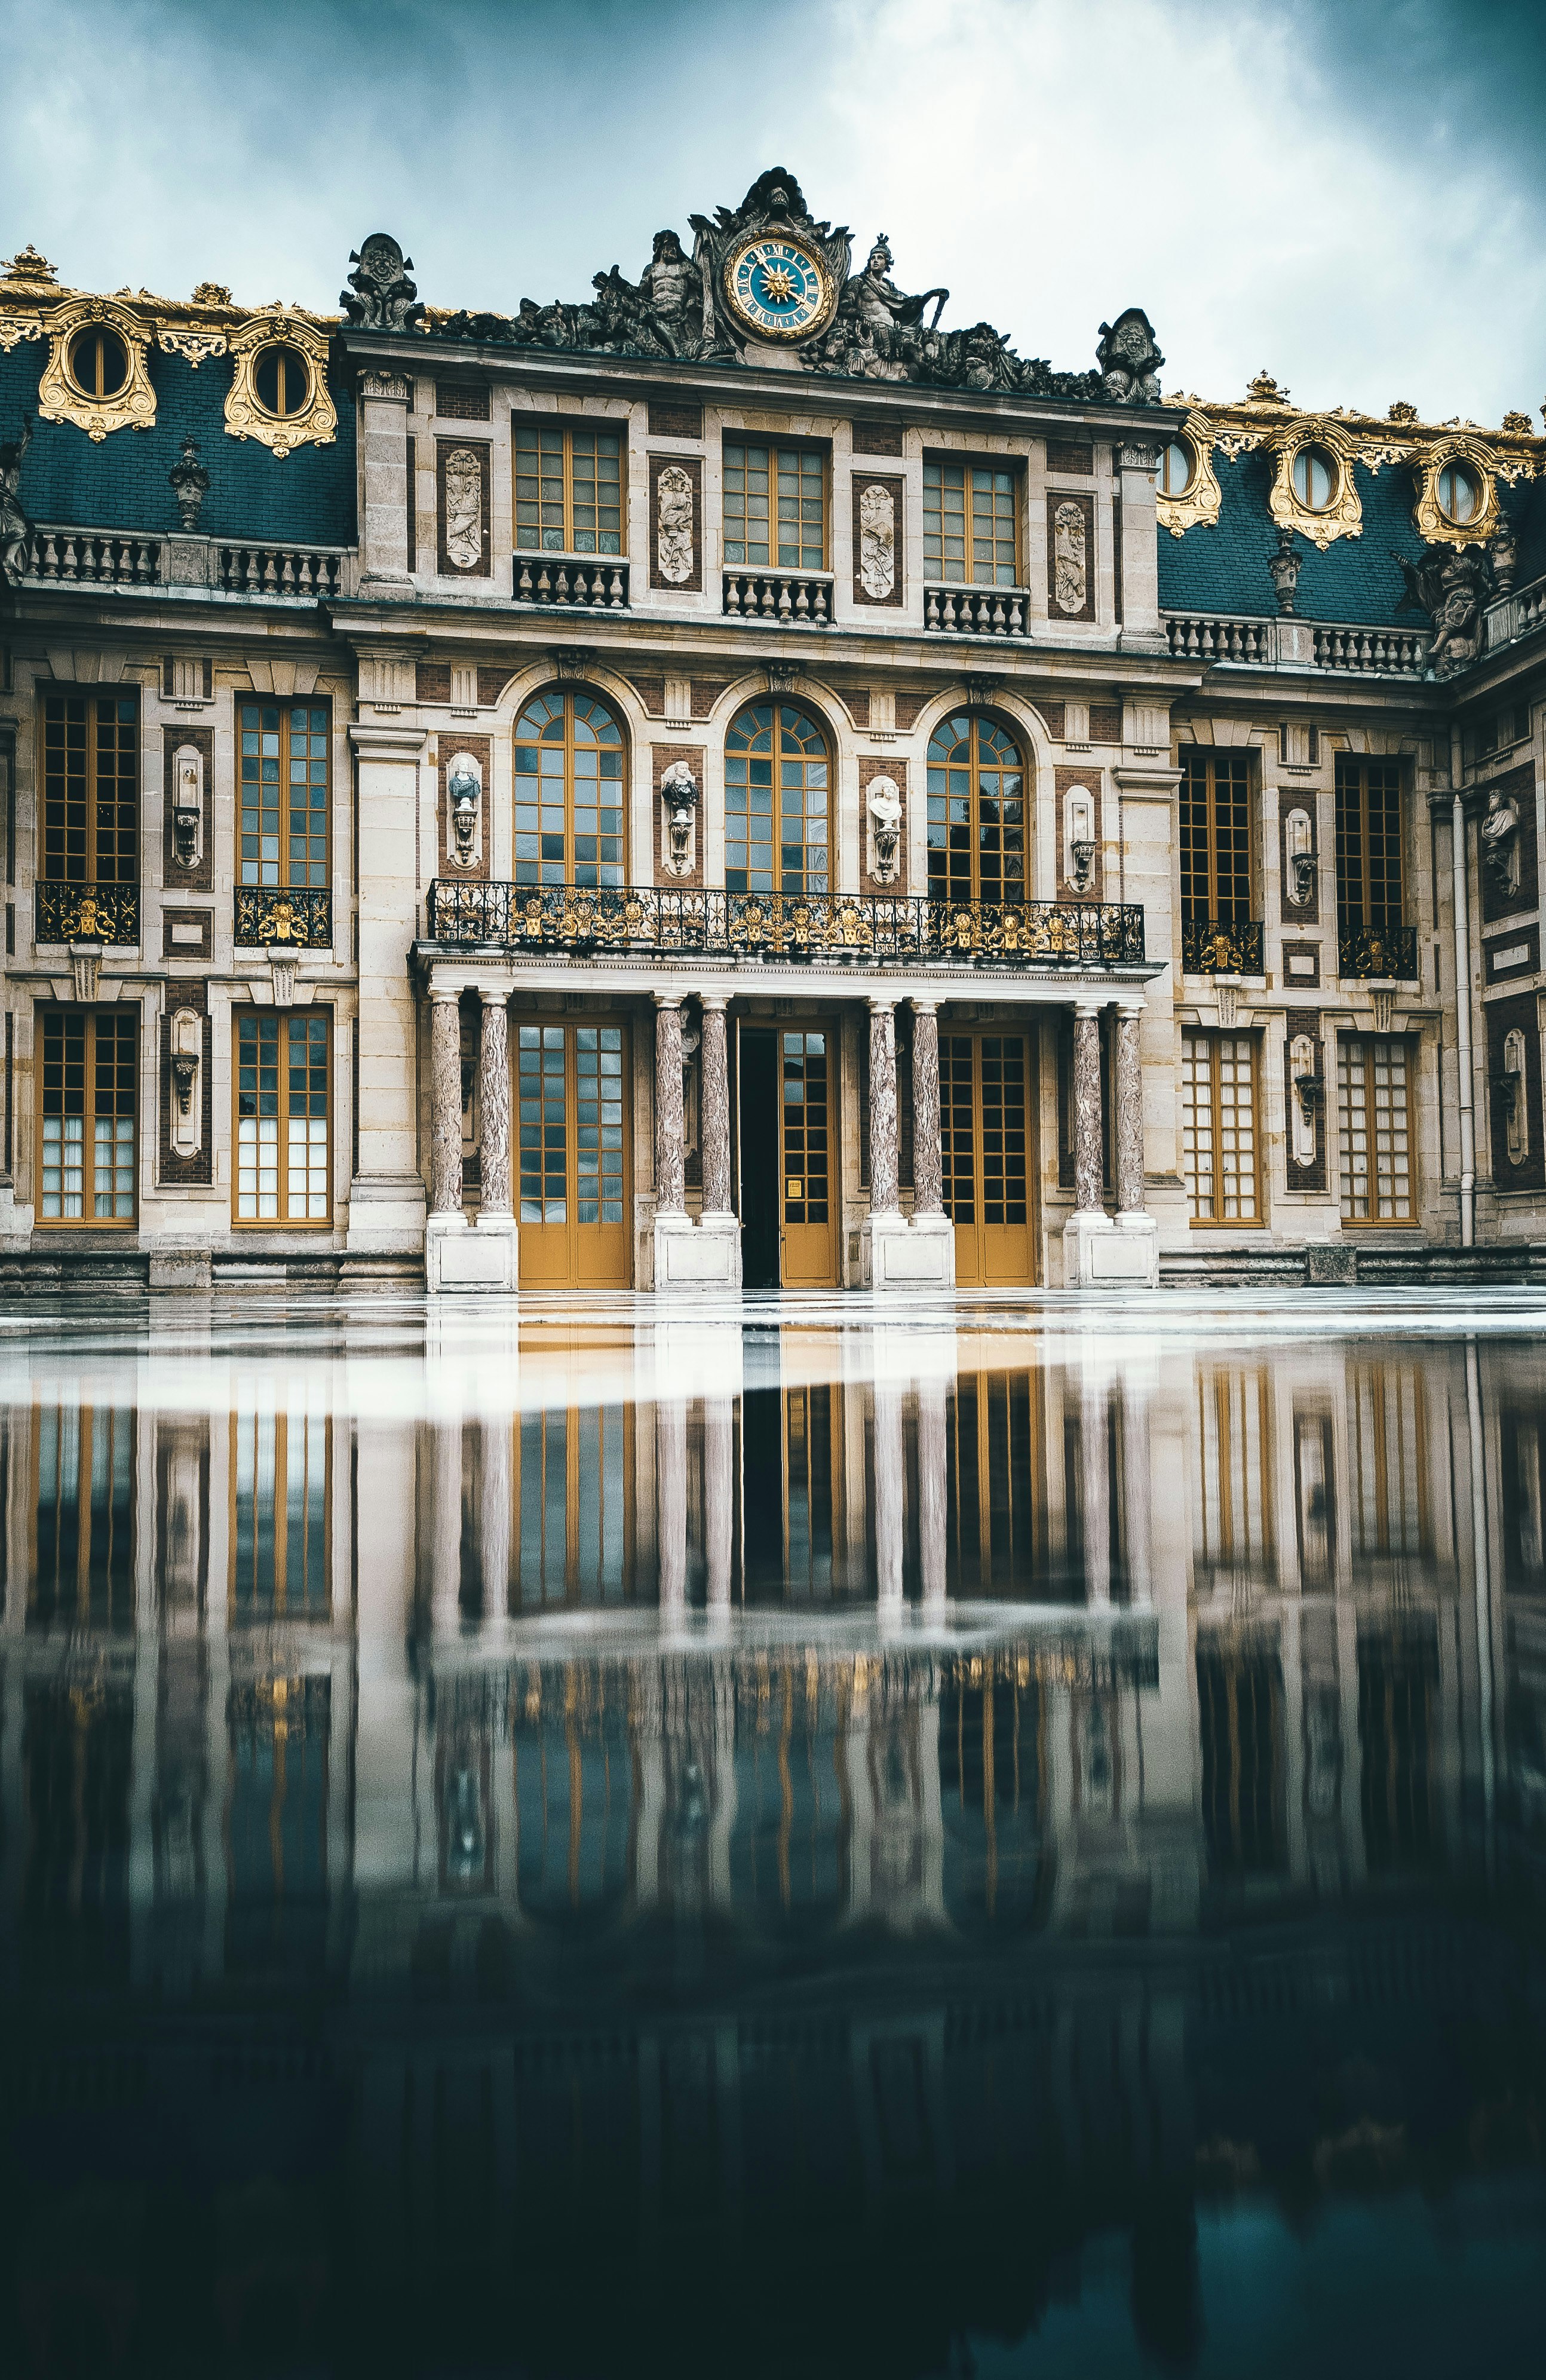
[1,172,1544,1293]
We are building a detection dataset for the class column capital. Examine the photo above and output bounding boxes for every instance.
[428,980,462,1005]
[866,993,898,1016]
[478,983,508,1007]
[1114,996,1146,1019]
[698,991,730,1013]
[654,990,683,1012]
[907,996,940,1016]
[1073,998,1104,1021]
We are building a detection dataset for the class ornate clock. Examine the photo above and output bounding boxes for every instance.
[723,234,836,344]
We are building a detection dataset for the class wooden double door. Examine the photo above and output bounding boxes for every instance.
[738,1026,841,1289]
[516,1019,632,1287]
[940,1029,1036,1287]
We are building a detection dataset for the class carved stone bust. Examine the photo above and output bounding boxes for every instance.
[659,759,701,877]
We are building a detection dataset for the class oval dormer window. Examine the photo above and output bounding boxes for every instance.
[253,341,312,419]
[1292,445,1338,512]
[1158,439,1194,497]
[68,325,129,401]
[1437,460,1481,526]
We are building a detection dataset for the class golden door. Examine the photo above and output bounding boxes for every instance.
[780,1029,839,1288]
[516,1021,631,1288]
[940,1031,1035,1286]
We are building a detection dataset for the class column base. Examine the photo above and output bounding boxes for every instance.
[654,1211,742,1291]
[426,1211,519,1294]
[346,1171,428,1255]
[860,1210,956,1289]
[1063,1209,1160,1289]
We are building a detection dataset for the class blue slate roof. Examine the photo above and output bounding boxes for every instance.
[1157,447,1538,628]
[0,341,356,547]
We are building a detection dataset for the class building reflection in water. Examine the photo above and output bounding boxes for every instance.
[0,1318,1541,2374]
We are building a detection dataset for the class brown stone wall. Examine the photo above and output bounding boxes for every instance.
[859,757,908,895]
[852,420,904,457]
[1046,439,1094,475]
[478,665,514,708]
[1054,764,1103,899]
[648,452,703,593]
[437,381,490,420]
[1281,942,1321,989]
[652,743,704,888]
[1040,700,1066,742]
[1088,702,1121,745]
[161,725,213,893]
[162,908,213,961]
[625,675,666,716]
[1047,489,1096,624]
[160,979,211,1189]
[894,691,927,731]
[416,662,452,704]
[851,473,905,608]
[437,438,492,578]
[437,735,492,881]
[691,679,731,721]
[1486,924,1540,985]
[648,399,703,439]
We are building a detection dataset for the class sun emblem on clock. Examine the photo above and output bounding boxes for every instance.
[723,234,836,344]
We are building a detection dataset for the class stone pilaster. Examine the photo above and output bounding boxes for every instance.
[345,721,428,1258]
[429,988,464,1217]
[478,990,511,1216]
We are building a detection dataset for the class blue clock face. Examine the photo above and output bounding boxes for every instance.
[726,237,832,341]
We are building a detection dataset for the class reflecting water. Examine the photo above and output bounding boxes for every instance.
[1,1292,1544,2378]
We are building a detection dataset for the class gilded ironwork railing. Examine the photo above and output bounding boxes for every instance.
[1181,917,1264,976]
[1338,923,1419,981]
[234,886,333,947]
[35,880,139,945]
[425,881,1146,969]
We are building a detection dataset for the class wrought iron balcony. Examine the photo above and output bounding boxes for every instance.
[35,880,139,945]
[234,886,333,948]
[425,880,1146,970]
[1338,923,1419,981]
[1181,917,1265,976]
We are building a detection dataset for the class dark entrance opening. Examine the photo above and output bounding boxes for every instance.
[738,1028,780,1289]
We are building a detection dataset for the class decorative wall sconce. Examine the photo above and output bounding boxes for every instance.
[659,759,700,877]
[1065,783,1096,892]
[867,774,902,883]
[171,743,203,868]
[446,750,483,868]
[169,1006,203,1157]
[1290,1029,1322,1168]
[1284,805,1316,906]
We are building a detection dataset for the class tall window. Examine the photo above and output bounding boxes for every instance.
[41,691,137,885]
[235,1012,331,1224]
[724,703,830,896]
[923,461,1019,586]
[1182,1032,1260,1223]
[231,1390,331,1615]
[1338,1035,1414,1223]
[513,690,625,888]
[1335,757,1403,929]
[722,442,825,570]
[238,702,329,890]
[927,712,1026,905]
[38,1008,137,1225]
[514,424,623,555]
[1179,751,1251,923]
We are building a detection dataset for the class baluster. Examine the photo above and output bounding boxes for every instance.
[517,562,533,598]
[777,580,793,621]
[259,552,276,593]
[277,552,294,593]
[554,566,570,603]
[925,587,941,630]
[609,568,624,607]
[725,574,741,615]
[536,566,551,602]
[812,583,829,624]
[990,594,1005,634]
[760,578,776,618]
[39,530,59,579]
[1008,593,1024,635]
[940,590,956,632]
[61,535,81,583]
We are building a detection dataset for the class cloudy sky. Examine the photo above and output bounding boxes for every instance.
[2,0,1543,425]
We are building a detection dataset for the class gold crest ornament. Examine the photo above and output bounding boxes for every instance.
[223,310,336,459]
[36,297,156,440]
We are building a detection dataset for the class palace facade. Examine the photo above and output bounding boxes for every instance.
[2,171,1544,1292]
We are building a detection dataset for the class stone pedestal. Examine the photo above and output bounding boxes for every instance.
[654,1208,740,1289]
[859,1209,956,1288]
[426,1211,519,1293]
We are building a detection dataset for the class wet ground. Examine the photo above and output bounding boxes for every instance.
[1,1287,1543,2378]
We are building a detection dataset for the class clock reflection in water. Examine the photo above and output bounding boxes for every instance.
[727,237,832,341]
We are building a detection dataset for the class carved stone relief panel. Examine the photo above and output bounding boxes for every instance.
[852,472,903,608]
[1487,990,1545,1190]
[162,725,213,892]
[649,452,701,592]
[1054,765,1102,897]
[1048,490,1095,621]
[438,735,490,878]
[1280,803,1320,923]
[437,439,491,576]
[1479,761,1536,924]
[159,978,211,1187]
[859,757,907,892]
[652,743,704,887]
[1284,1015,1327,1192]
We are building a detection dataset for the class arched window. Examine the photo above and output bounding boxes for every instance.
[1436,460,1481,525]
[927,711,1026,906]
[1158,439,1194,497]
[1291,444,1338,513]
[514,689,625,889]
[724,702,830,897]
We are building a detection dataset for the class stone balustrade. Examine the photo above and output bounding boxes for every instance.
[513,556,630,608]
[1164,611,1428,675]
[922,583,1030,636]
[26,527,161,586]
[1485,573,1546,653]
[216,543,348,599]
[722,568,833,624]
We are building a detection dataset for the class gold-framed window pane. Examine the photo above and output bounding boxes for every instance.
[1180,751,1252,924]
[723,442,824,569]
[1335,758,1403,929]
[924,461,1019,586]
[39,1006,137,1224]
[238,701,330,890]
[513,688,626,888]
[41,691,137,884]
[514,424,623,556]
[1183,1031,1259,1223]
[926,711,1026,905]
[519,1022,568,1223]
[1338,1034,1413,1223]
[724,702,830,896]
[782,1031,829,1223]
[235,1010,331,1224]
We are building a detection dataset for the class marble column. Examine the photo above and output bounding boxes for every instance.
[1080,1371,1112,1609]
[700,996,732,1215]
[868,1000,900,1215]
[429,987,464,1217]
[1072,1001,1104,1215]
[654,996,686,1217]
[910,999,944,1216]
[478,990,511,1217]
[1114,1000,1145,1218]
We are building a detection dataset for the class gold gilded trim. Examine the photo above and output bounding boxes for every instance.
[36,298,155,441]
[158,326,228,369]
[1266,418,1363,549]
[223,310,336,459]
[721,232,837,345]
[1156,409,1222,538]
[0,317,41,353]
[1410,433,1500,547]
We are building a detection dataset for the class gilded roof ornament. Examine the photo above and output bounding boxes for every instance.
[0,244,58,288]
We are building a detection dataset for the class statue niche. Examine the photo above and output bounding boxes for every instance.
[446,752,483,869]
[1480,781,1522,900]
[659,759,700,878]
